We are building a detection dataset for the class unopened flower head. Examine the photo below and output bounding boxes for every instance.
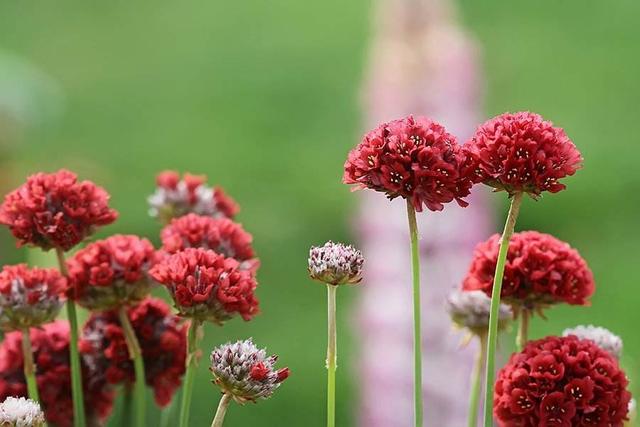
[446,289,512,334]
[0,264,65,331]
[0,396,45,427]
[210,339,290,404]
[563,325,623,360]
[308,241,364,286]
[148,170,239,223]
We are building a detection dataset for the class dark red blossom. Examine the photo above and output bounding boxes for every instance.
[66,234,156,310]
[494,335,631,426]
[462,231,594,308]
[0,169,118,251]
[149,248,259,323]
[343,115,475,212]
[0,321,114,427]
[464,112,582,195]
[79,297,187,407]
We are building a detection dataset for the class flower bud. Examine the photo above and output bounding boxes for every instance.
[308,241,364,286]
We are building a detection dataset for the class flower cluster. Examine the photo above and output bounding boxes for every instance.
[0,264,65,331]
[150,248,259,323]
[464,112,582,196]
[0,321,114,427]
[0,397,45,427]
[343,115,475,212]
[210,339,290,404]
[160,213,258,271]
[446,289,512,334]
[66,234,156,310]
[563,325,623,360]
[462,231,595,309]
[148,170,239,223]
[494,335,631,426]
[79,297,187,406]
[0,169,118,250]
[308,241,364,286]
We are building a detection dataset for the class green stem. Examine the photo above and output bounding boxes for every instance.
[406,200,423,427]
[121,387,132,426]
[468,333,487,427]
[118,307,146,427]
[21,327,40,403]
[326,284,337,427]
[56,248,87,427]
[516,309,530,352]
[210,393,232,427]
[483,192,524,427]
[179,319,203,427]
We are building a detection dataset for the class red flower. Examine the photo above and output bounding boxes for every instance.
[343,115,475,212]
[0,169,118,251]
[149,248,259,323]
[79,297,187,407]
[494,335,631,426]
[66,234,156,310]
[462,231,594,309]
[160,214,259,271]
[464,112,582,196]
[0,321,114,427]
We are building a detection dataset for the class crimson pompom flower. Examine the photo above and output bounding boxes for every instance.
[343,115,475,212]
[0,321,114,427]
[149,248,259,323]
[462,231,594,311]
[494,335,631,426]
[160,213,258,272]
[464,112,582,196]
[0,169,118,251]
[148,170,239,223]
[0,264,65,331]
[79,297,187,407]
[66,234,156,310]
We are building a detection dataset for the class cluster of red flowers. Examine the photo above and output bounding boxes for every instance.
[463,231,595,308]
[495,335,631,426]
[0,321,114,427]
[79,298,187,407]
[0,169,118,250]
[66,234,156,310]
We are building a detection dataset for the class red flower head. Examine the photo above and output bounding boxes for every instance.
[149,248,259,323]
[0,264,65,331]
[343,115,475,212]
[79,297,187,407]
[148,170,239,223]
[463,231,594,311]
[66,234,156,310]
[160,214,259,272]
[494,335,631,426]
[0,321,114,427]
[0,169,118,251]
[464,112,582,196]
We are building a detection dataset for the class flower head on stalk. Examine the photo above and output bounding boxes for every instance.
[210,339,290,404]
[563,325,623,360]
[0,264,65,331]
[308,241,364,286]
[79,297,187,407]
[464,112,582,197]
[66,234,156,310]
[149,248,259,324]
[494,335,631,426]
[343,115,475,212]
[0,396,45,427]
[148,170,239,223]
[0,169,118,251]
[160,214,259,272]
[446,289,512,337]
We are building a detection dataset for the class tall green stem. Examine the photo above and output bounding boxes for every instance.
[179,319,203,427]
[118,307,146,427]
[21,327,40,403]
[516,309,530,352]
[483,192,523,427]
[210,393,232,427]
[326,284,337,427]
[406,200,423,427]
[56,248,87,427]
[467,333,487,427]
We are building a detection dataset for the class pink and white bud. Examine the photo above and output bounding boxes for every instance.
[0,396,45,427]
[563,325,623,360]
[308,241,364,286]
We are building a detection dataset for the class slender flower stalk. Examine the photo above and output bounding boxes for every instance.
[326,284,337,427]
[482,192,523,427]
[117,307,146,427]
[179,320,202,427]
[516,309,530,351]
[210,394,232,427]
[467,333,487,427]
[20,328,40,403]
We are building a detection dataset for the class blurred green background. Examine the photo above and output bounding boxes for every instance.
[0,0,639,425]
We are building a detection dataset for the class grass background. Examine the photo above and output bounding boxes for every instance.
[0,0,639,425]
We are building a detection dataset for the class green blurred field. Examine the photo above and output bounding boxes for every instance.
[1,0,639,425]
